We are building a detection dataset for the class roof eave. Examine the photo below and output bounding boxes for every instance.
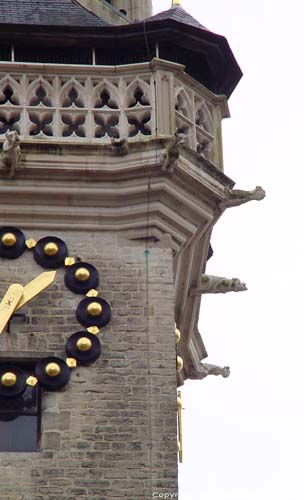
[0,18,242,97]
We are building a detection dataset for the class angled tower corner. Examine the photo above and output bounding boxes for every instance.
[111,0,152,21]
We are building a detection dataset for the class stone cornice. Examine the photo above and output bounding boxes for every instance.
[0,139,232,383]
[0,138,233,183]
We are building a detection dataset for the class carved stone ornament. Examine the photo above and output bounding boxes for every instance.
[190,274,247,295]
[110,137,129,155]
[1,130,21,179]
[219,186,266,209]
[189,363,230,380]
[161,133,186,174]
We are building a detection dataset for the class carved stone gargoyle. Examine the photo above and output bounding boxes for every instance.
[161,133,186,174]
[1,130,21,179]
[189,363,230,380]
[190,274,247,296]
[110,137,129,155]
[219,186,266,209]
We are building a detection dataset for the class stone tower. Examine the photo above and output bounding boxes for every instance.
[0,1,264,499]
[77,0,152,24]
[111,0,152,21]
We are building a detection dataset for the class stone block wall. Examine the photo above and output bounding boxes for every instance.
[0,230,177,500]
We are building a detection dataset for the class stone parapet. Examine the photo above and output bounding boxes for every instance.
[0,59,228,170]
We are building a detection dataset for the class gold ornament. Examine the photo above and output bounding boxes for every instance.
[86,289,99,297]
[175,327,181,344]
[76,337,92,352]
[1,371,17,387]
[2,232,17,247]
[177,390,183,463]
[75,267,90,282]
[176,356,184,372]
[66,358,77,368]
[177,395,182,410]
[44,242,59,256]
[45,362,61,377]
[26,376,38,387]
[26,238,37,249]
[87,301,102,316]
[65,257,76,266]
[87,326,100,335]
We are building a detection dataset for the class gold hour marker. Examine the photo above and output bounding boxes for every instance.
[44,242,59,256]
[1,372,17,387]
[26,376,38,387]
[86,289,99,297]
[66,358,77,368]
[87,301,102,316]
[26,238,37,249]
[45,362,61,377]
[65,257,76,266]
[87,326,100,335]
[2,233,17,247]
[75,267,90,282]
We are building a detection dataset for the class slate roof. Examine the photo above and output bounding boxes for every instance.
[0,1,241,98]
[146,5,207,31]
[0,0,110,27]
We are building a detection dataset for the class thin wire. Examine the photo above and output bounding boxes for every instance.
[143,17,159,499]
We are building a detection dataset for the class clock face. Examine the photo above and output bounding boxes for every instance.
[0,226,111,398]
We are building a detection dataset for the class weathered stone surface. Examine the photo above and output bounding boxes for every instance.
[0,232,177,499]
[41,432,61,451]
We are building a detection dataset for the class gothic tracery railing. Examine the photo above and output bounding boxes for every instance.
[174,79,216,160]
[0,72,154,141]
[0,60,227,167]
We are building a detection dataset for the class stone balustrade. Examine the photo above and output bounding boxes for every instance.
[0,59,228,168]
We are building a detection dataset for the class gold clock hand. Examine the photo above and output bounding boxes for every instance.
[15,271,56,311]
[0,284,24,335]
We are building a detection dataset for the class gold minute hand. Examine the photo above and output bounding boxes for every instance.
[0,284,24,335]
[15,271,57,312]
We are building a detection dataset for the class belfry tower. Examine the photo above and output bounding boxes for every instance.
[0,1,264,499]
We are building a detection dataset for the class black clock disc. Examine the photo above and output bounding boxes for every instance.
[0,365,27,398]
[35,357,70,391]
[0,226,26,259]
[33,236,68,269]
[76,297,111,328]
[66,331,101,364]
[64,262,99,294]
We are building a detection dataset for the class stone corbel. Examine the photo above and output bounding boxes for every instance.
[219,186,266,209]
[1,130,21,179]
[161,133,186,174]
[189,274,247,296]
[189,363,230,380]
[110,137,129,155]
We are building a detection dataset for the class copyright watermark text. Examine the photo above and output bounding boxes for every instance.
[152,493,178,499]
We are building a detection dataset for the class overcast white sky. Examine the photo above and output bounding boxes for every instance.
[153,1,304,499]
